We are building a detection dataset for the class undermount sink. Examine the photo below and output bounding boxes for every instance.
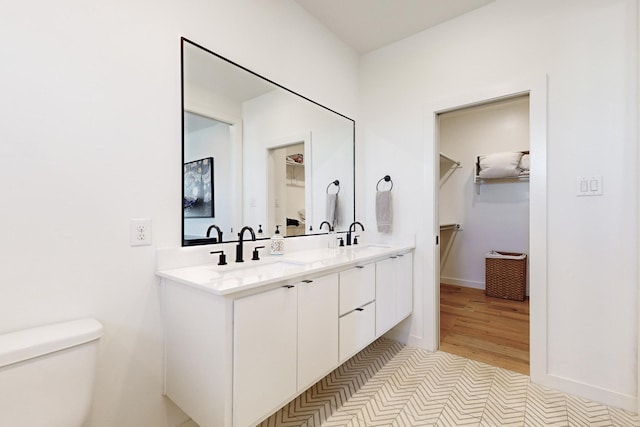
[349,244,390,252]
[209,260,305,280]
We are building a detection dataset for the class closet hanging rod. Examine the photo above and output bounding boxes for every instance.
[439,152,461,166]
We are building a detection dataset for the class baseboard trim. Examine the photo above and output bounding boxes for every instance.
[534,373,637,413]
[440,277,484,289]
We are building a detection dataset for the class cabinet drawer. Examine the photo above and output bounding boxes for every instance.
[339,264,375,315]
[339,301,375,362]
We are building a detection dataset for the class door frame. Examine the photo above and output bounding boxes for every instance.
[421,75,548,383]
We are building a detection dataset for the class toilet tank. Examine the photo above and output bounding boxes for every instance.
[0,318,103,427]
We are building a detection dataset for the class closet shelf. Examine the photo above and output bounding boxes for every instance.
[286,159,304,167]
[439,223,461,231]
[439,152,462,186]
[473,174,530,184]
[439,152,461,167]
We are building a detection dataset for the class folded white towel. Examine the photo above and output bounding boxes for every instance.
[478,151,523,179]
[376,190,393,233]
[485,250,526,260]
[326,193,339,228]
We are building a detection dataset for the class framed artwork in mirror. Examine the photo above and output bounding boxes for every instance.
[183,157,214,218]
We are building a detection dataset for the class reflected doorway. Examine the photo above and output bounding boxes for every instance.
[267,141,309,237]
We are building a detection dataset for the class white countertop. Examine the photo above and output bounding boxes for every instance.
[156,243,414,296]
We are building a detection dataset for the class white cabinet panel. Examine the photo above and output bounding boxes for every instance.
[375,257,397,336]
[397,253,413,320]
[375,253,414,337]
[233,285,297,427]
[339,302,375,362]
[339,264,375,315]
[298,273,339,390]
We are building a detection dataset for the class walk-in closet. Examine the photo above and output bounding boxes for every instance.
[438,95,531,374]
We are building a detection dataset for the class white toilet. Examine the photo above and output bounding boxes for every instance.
[0,318,103,427]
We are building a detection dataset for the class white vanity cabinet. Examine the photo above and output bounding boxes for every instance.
[158,245,413,427]
[375,252,413,337]
[338,263,376,362]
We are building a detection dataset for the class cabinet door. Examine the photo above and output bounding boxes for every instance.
[339,264,375,315]
[375,257,398,336]
[298,273,339,389]
[396,253,413,320]
[234,285,297,427]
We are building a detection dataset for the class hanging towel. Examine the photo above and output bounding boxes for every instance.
[376,190,393,233]
[326,193,339,228]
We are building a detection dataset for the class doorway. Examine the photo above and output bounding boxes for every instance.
[422,76,547,382]
[267,139,311,237]
[436,96,531,374]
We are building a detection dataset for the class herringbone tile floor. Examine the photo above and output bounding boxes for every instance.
[257,338,639,427]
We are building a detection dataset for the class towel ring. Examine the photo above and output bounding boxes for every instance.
[326,180,340,195]
[376,175,393,191]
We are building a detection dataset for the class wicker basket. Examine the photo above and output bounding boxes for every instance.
[485,251,527,301]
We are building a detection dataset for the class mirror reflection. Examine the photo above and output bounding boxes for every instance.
[182,38,355,245]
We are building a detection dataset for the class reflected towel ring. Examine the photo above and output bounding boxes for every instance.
[376,175,393,191]
[326,180,340,194]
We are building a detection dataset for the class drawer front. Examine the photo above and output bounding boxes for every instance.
[339,264,375,315]
[339,301,375,362]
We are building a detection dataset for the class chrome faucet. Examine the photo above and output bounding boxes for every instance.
[319,221,334,232]
[206,224,223,243]
[346,221,364,246]
[235,226,256,262]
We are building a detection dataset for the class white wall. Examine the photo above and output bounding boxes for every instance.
[360,0,638,410]
[243,89,354,234]
[439,97,530,291]
[0,1,358,426]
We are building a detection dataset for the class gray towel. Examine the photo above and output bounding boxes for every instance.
[376,190,392,233]
[326,193,339,228]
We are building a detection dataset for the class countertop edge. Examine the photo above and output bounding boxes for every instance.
[156,244,415,297]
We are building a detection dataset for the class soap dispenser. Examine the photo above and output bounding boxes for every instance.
[328,227,337,248]
[270,225,284,255]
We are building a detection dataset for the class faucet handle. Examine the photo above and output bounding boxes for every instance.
[353,235,360,245]
[252,246,265,261]
[210,250,227,266]
[338,237,345,247]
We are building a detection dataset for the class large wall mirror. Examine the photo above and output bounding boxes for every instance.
[181,38,355,246]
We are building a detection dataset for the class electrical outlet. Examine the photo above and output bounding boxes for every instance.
[130,218,152,246]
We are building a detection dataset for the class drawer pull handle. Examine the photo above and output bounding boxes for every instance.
[302,280,313,283]
[397,254,404,257]
[355,265,365,269]
[282,285,295,289]
[355,308,364,312]
[390,256,397,259]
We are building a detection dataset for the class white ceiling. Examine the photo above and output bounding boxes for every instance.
[294,0,495,54]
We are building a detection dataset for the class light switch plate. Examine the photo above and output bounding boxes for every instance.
[576,176,603,196]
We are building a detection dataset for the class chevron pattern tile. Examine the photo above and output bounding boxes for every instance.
[247,338,640,427]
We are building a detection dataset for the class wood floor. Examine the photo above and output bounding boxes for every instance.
[439,283,530,375]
